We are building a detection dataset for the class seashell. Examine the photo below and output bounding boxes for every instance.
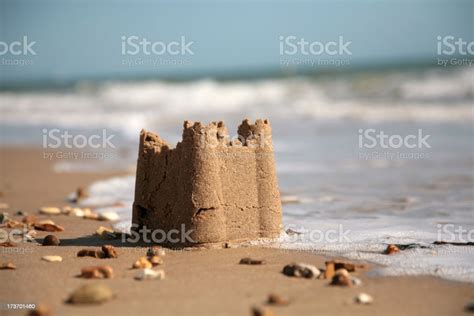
[67,283,114,304]
[41,255,63,262]
[5,219,24,228]
[80,266,114,279]
[355,293,373,304]
[282,263,320,279]
[42,235,60,246]
[267,293,289,306]
[240,257,266,265]
[38,207,61,215]
[351,276,363,286]
[133,257,152,269]
[134,268,165,280]
[0,241,16,247]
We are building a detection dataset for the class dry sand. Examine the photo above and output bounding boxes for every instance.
[0,147,473,316]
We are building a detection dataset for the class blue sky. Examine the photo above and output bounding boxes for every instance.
[1,0,472,85]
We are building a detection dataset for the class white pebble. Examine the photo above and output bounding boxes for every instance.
[39,207,61,215]
[41,255,63,262]
[134,268,165,280]
[355,293,373,304]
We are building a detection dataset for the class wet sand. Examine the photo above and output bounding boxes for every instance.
[0,147,473,316]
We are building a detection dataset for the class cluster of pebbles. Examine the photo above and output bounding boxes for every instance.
[240,258,374,315]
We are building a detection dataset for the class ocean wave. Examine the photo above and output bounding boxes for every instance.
[1,67,472,141]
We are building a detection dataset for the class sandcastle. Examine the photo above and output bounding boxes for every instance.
[132,119,282,246]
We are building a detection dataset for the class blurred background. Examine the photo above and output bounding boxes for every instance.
[0,0,473,280]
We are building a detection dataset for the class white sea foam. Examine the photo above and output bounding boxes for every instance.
[1,67,472,145]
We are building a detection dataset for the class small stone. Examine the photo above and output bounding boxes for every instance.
[0,203,9,210]
[34,220,64,232]
[15,210,26,216]
[98,211,119,221]
[0,262,16,270]
[240,257,266,265]
[80,266,114,279]
[147,246,165,257]
[133,257,153,269]
[355,293,373,304]
[102,245,118,258]
[28,304,52,316]
[282,263,320,279]
[96,226,117,239]
[67,283,114,304]
[330,274,352,286]
[5,219,23,228]
[83,209,100,220]
[62,206,85,217]
[351,276,363,286]
[0,241,16,247]
[22,215,36,225]
[38,207,61,215]
[42,235,60,246]
[267,293,289,306]
[149,255,164,266]
[332,260,362,272]
[335,268,349,277]
[384,244,400,255]
[252,306,274,316]
[41,255,63,262]
[324,261,336,279]
[134,268,165,280]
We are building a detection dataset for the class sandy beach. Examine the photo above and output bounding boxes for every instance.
[0,147,473,316]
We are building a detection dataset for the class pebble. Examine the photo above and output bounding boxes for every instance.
[98,211,120,221]
[134,268,165,280]
[96,226,117,239]
[15,210,26,216]
[34,220,64,232]
[5,219,23,228]
[324,261,336,279]
[0,241,16,247]
[0,203,9,210]
[149,255,164,266]
[240,257,266,265]
[22,215,36,225]
[38,207,61,215]
[133,257,153,269]
[267,293,289,306]
[68,283,114,304]
[62,206,85,217]
[42,235,60,246]
[330,274,352,286]
[252,306,274,316]
[355,293,374,304]
[28,304,52,316]
[41,255,63,262]
[147,246,166,257]
[102,245,118,258]
[0,262,16,270]
[384,244,400,255]
[282,263,320,279]
[80,266,114,279]
[351,277,363,286]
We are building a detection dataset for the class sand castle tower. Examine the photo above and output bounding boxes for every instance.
[132,119,282,246]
